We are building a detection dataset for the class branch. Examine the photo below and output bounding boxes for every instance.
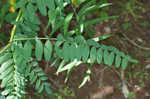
[0,9,22,54]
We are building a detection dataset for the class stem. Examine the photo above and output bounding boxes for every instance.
[10,9,22,42]
[13,37,57,41]
[0,43,11,54]
[0,9,22,54]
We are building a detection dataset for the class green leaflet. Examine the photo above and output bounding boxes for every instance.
[48,7,61,31]
[56,60,66,75]
[62,42,70,62]
[33,67,43,73]
[51,19,64,35]
[64,68,73,83]
[0,59,13,73]
[76,45,82,61]
[25,64,32,77]
[37,0,47,16]
[107,52,115,66]
[1,73,13,88]
[115,54,121,68]
[82,44,89,63]
[78,0,96,19]
[0,66,13,79]
[103,50,115,66]
[38,83,44,93]
[122,58,128,70]
[21,24,32,33]
[90,47,97,64]
[104,50,109,65]
[54,40,64,58]
[64,13,74,36]
[40,76,48,81]
[0,53,12,65]
[45,83,52,94]
[37,72,45,76]
[35,39,43,61]
[30,75,38,84]
[79,44,86,61]
[97,48,103,64]
[24,41,32,61]
[30,71,36,84]
[44,40,53,61]
[22,7,41,25]
[35,79,41,90]
[68,45,75,61]
[25,21,40,32]
[1,89,11,96]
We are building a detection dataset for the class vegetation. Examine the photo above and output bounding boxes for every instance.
[1,0,149,99]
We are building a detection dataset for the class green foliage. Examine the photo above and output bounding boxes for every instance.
[28,62,52,94]
[0,0,138,98]
[0,44,26,98]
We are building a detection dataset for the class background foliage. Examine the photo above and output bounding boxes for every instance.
[0,0,138,98]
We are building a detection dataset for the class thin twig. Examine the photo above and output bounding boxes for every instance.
[0,43,11,54]
[122,33,150,50]
[108,68,133,88]
[0,9,22,54]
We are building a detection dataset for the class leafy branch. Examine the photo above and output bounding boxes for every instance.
[0,0,138,98]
